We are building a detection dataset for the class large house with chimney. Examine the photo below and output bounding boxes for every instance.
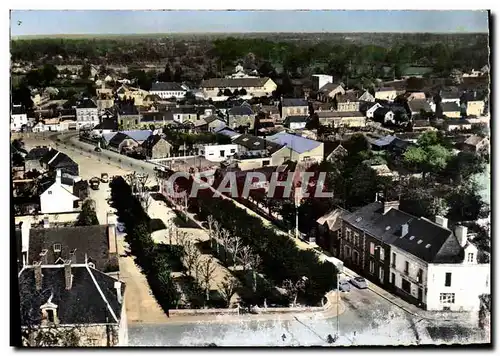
[334,197,490,311]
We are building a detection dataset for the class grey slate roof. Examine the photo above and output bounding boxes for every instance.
[40,149,59,166]
[93,119,118,131]
[266,132,321,154]
[441,102,461,112]
[344,202,462,263]
[408,99,432,113]
[317,111,364,118]
[141,111,174,123]
[285,115,309,123]
[201,77,270,89]
[25,147,50,161]
[229,106,254,116]
[282,98,308,107]
[151,82,185,91]
[19,265,124,326]
[28,225,118,272]
[77,99,97,109]
[12,106,26,115]
[233,134,282,152]
[120,130,153,142]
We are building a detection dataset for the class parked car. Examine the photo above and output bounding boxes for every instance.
[350,277,368,289]
[339,280,351,292]
[101,173,109,183]
[94,146,101,152]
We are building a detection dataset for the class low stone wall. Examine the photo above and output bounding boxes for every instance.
[15,211,81,225]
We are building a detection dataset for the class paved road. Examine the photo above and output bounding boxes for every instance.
[46,133,487,346]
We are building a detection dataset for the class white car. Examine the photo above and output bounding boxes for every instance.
[350,277,368,289]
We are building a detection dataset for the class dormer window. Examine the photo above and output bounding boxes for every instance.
[53,243,62,253]
[409,236,415,241]
[425,244,431,249]
[467,252,475,263]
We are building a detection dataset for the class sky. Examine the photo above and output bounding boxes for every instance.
[10,10,489,37]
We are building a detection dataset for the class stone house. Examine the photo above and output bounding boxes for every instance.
[463,135,489,153]
[228,105,255,129]
[336,91,361,112]
[141,135,172,159]
[317,83,345,102]
[281,98,309,120]
[117,105,141,130]
[19,262,127,346]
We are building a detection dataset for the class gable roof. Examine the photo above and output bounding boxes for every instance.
[266,132,321,154]
[12,105,26,115]
[25,147,50,161]
[229,106,254,116]
[27,225,117,272]
[40,148,60,165]
[120,130,152,142]
[282,98,308,107]
[464,135,487,146]
[216,128,240,139]
[77,98,97,109]
[141,135,171,149]
[47,152,78,170]
[408,99,432,113]
[108,132,133,148]
[19,265,124,326]
[285,115,309,124]
[317,208,350,231]
[151,82,185,91]
[200,77,271,89]
[93,119,118,131]
[441,101,461,112]
[233,134,282,152]
[319,82,342,94]
[337,91,360,103]
[358,91,375,101]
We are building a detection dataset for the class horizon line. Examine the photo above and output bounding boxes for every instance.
[12,30,489,39]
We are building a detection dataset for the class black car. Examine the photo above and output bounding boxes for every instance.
[94,146,102,152]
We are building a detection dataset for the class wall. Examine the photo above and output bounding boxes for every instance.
[444,111,462,119]
[312,75,333,91]
[40,183,77,214]
[238,157,271,171]
[426,263,490,311]
[390,246,428,303]
[229,115,254,128]
[375,91,397,101]
[338,102,360,112]
[203,144,239,162]
[15,211,81,226]
[151,140,172,159]
[118,297,128,346]
[297,143,324,163]
[282,106,308,119]
[467,101,485,117]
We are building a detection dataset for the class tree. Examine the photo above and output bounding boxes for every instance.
[158,64,173,82]
[344,133,371,156]
[173,67,183,82]
[12,84,34,109]
[75,199,99,226]
[81,63,91,79]
[223,89,233,96]
[199,257,217,301]
[446,181,488,222]
[228,235,243,268]
[305,113,319,130]
[239,88,247,96]
[219,228,232,265]
[40,64,59,86]
[218,276,239,308]
[248,252,262,293]
[445,151,486,184]
[282,277,309,307]
[181,240,201,278]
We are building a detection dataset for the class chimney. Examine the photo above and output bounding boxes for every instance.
[21,221,30,255]
[454,225,468,247]
[34,261,42,291]
[64,260,73,290]
[401,223,409,238]
[114,281,123,304]
[435,216,448,229]
[108,225,117,254]
[43,217,50,229]
[56,169,62,185]
[383,200,399,214]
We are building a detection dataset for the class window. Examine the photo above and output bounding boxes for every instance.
[391,252,396,267]
[344,246,351,258]
[445,272,452,287]
[417,268,423,283]
[48,190,52,195]
[345,228,352,242]
[370,242,375,255]
[404,261,409,275]
[379,248,385,261]
[230,149,236,153]
[262,160,270,166]
[369,260,375,274]
[467,253,474,263]
[53,243,62,253]
[379,267,384,282]
[440,293,455,304]
[220,150,225,157]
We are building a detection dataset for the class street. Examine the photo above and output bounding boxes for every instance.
[21,133,487,346]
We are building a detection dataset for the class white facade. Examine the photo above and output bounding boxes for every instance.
[312,74,333,91]
[11,113,28,131]
[149,89,187,100]
[202,144,239,162]
[366,103,383,119]
[76,107,99,130]
[290,121,307,130]
[40,171,79,214]
[390,225,490,312]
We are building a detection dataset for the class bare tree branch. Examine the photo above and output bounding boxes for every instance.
[199,257,217,301]
[218,276,239,308]
[228,235,243,268]
[181,240,201,278]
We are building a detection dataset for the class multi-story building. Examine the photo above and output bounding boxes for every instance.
[149,82,187,100]
[281,98,309,119]
[11,105,28,132]
[338,199,490,311]
[200,77,277,99]
[76,99,98,130]
[312,74,333,91]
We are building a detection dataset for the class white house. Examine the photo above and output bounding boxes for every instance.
[390,216,490,312]
[76,98,99,130]
[40,170,79,214]
[375,87,398,102]
[201,144,239,162]
[366,103,383,119]
[11,105,28,132]
[284,115,308,130]
[312,74,333,91]
[149,82,187,100]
